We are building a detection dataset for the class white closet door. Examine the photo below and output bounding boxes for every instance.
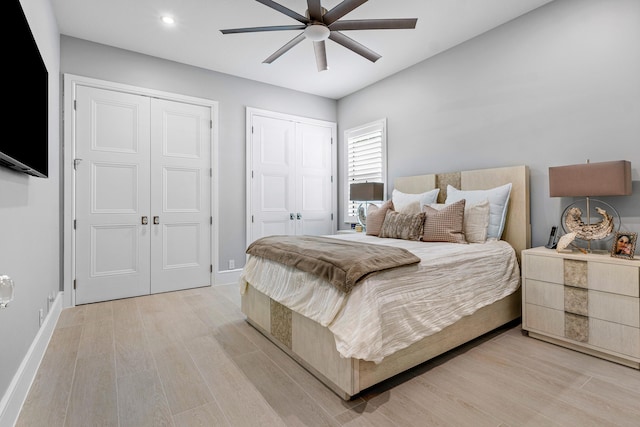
[75,87,212,304]
[75,86,151,304]
[295,122,334,236]
[149,99,211,293]
[250,114,296,243]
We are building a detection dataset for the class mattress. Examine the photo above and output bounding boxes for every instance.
[240,233,520,363]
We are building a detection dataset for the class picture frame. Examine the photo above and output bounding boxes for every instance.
[610,232,637,259]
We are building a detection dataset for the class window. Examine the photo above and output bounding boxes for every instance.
[344,119,387,223]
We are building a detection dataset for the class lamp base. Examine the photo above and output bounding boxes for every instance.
[357,202,368,231]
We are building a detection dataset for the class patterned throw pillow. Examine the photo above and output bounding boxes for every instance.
[379,210,425,241]
[422,199,467,243]
[428,199,489,243]
[366,200,394,236]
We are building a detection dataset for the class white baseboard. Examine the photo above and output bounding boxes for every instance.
[214,268,242,286]
[0,292,63,427]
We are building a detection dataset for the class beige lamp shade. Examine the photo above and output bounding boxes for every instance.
[350,182,384,201]
[549,160,632,197]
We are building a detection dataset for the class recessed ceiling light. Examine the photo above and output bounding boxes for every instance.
[161,15,175,25]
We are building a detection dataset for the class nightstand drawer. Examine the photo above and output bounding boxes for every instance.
[589,290,640,327]
[524,304,640,358]
[590,318,640,358]
[524,253,639,296]
[524,304,564,336]
[524,255,563,283]
[526,279,639,327]
[524,279,563,310]
[589,262,639,297]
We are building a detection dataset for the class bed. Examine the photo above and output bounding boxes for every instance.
[240,165,531,399]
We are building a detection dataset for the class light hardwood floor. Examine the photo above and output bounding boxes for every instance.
[16,284,640,426]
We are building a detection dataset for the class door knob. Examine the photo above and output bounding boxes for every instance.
[290,213,295,220]
[153,216,160,225]
[297,213,302,220]
[141,216,148,225]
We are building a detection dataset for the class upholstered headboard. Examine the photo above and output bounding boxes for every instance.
[394,165,531,258]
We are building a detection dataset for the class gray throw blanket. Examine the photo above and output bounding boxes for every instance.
[246,235,421,293]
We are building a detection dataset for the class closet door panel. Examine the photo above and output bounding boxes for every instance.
[75,86,151,304]
[295,122,333,236]
[150,99,211,293]
[250,115,296,243]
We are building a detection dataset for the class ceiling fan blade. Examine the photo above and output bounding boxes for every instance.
[307,0,323,21]
[263,33,306,64]
[221,25,306,34]
[255,0,310,24]
[329,18,417,31]
[329,31,381,62]
[313,41,328,71]
[323,0,368,26]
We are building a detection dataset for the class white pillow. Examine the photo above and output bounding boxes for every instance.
[392,188,439,213]
[428,199,490,243]
[445,184,512,240]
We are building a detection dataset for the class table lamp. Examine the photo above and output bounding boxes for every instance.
[549,160,632,252]
[350,182,385,231]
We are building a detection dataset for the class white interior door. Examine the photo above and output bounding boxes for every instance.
[295,122,334,236]
[248,109,336,244]
[75,86,151,304]
[75,87,212,304]
[150,99,211,293]
[250,114,296,243]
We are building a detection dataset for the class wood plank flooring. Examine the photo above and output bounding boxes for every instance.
[16,284,640,426]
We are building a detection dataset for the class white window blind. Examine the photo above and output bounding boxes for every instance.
[345,119,387,221]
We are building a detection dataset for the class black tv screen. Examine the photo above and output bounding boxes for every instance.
[0,0,48,178]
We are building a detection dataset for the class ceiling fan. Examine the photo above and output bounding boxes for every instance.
[220,0,418,71]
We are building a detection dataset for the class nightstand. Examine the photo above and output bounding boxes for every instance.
[521,247,640,369]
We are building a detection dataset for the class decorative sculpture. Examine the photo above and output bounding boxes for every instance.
[556,232,588,254]
[564,206,614,241]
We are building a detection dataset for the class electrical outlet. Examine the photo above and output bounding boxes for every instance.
[38,308,44,326]
[47,292,54,311]
[228,259,235,270]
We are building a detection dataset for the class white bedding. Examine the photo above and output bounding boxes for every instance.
[240,233,520,363]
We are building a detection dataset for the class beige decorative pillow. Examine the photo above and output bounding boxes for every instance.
[422,199,467,243]
[366,200,394,236]
[379,210,425,241]
[462,200,490,243]
[398,200,420,214]
[428,199,489,243]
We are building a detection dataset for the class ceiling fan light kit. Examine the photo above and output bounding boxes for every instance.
[304,24,330,41]
[220,0,417,71]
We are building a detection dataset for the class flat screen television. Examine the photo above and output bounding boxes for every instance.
[0,0,49,178]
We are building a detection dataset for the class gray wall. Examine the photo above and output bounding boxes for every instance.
[0,0,60,401]
[337,0,640,249]
[60,35,337,272]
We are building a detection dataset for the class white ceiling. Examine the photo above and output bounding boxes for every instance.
[52,0,554,99]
